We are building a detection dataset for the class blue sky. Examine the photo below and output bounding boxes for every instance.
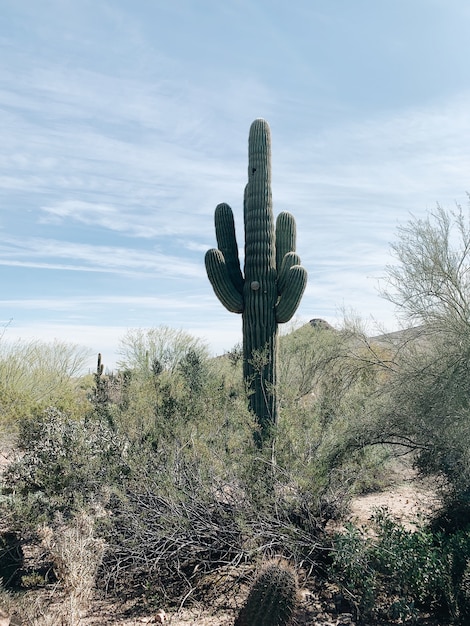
[2,0,470,369]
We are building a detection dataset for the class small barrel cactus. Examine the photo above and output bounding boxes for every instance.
[234,562,298,626]
[205,119,307,445]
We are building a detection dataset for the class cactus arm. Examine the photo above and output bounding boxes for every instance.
[275,209,307,322]
[205,248,244,313]
[275,264,307,323]
[276,211,307,324]
[214,203,244,294]
[277,251,301,294]
[275,211,296,272]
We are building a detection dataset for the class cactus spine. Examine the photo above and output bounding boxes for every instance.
[205,119,307,445]
[234,562,298,626]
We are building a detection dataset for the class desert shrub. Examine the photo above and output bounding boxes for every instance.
[109,323,385,537]
[332,513,439,621]
[94,349,327,606]
[100,453,325,606]
[274,322,392,521]
[109,342,247,466]
[332,508,470,623]
[443,530,470,622]
[100,471,246,602]
[380,333,470,507]
[0,512,105,625]
[1,407,129,527]
[39,512,105,610]
[178,347,210,396]
[369,204,470,514]
[117,326,208,374]
[0,338,91,429]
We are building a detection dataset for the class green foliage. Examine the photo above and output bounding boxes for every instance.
[206,119,307,445]
[445,530,470,621]
[383,203,470,331]
[1,407,128,526]
[0,338,91,428]
[234,562,298,626]
[8,320,468,626]
[356,204,470,513]
[117,326,208,375]
[111,342,248,457]
[380,333,470,506]
[177,348,209,396]
[332,508,470,623]
[273,321,392,519]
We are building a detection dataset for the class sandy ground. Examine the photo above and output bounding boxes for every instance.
[348,481,440,530]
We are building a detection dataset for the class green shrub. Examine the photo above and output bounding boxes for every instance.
[0,339,91,429]
[332,508,470,623]
[1,407,128,526]
[273,322,392,521]
[441,529,470,622]
[373,205,470,514]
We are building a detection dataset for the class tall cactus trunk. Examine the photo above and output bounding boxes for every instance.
[242,120,278,443]
[205,119,307,447]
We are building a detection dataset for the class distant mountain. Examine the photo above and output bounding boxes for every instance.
[308,318,336,331]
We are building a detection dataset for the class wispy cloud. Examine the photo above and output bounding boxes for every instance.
[40,200,162,238]
[277,93,470,212]
[0,236,204,278]
[1,294,214,312]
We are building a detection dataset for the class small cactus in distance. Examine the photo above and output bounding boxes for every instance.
[93,353,106,405]
[234,561,298,626]
[96,352,104,377]
[205,119,307,446]
[90,352,115,430]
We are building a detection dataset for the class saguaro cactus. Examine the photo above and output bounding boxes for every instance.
[205,119,307,445]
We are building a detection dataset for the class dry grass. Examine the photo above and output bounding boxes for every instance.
[1,511,105,626]
[36,511,105,625]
